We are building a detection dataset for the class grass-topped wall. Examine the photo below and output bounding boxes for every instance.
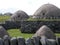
[26,17,60,21]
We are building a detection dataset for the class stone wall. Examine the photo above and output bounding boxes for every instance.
[21,21,60,33]
[0,21,60,33]
[0,35,59,45]
[0,21,21,30]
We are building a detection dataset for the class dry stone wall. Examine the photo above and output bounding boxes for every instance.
[0,35,59,45]
[21,21,60,33]
[0,21,60,33]
[0,21,21,30]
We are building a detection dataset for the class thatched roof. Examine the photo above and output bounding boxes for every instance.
[33,4,60,19]
[33,25,56,39]
[11,10,29,21]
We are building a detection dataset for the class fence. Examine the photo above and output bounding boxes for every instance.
[0,35,60,45]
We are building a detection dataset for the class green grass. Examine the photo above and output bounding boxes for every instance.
[7,29,60,39]
[55,33,60,37]
[27,18,60,21]
[7,29,34,39]
[0,15,60,22]
[0,15,10,22]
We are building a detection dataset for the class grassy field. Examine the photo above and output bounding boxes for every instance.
[7,29,34,39]
[7,29,60,39]
[0,15,10,22]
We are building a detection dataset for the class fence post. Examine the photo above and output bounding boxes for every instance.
[46,39,57,45]
[25,38,33,45]
[32,36,41,45]
[10,37,18,45]
[56,37,60,45]
[40,36,47,45]
[17,37,25,45]
[0,38,4,45]
[3,35,10,45]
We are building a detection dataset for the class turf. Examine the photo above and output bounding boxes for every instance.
[27,17,60,21]
[7,29,60,39]
[0,15,60,22]
[7,29,34,39]
[55,33,60,37]
[0,15,10,22]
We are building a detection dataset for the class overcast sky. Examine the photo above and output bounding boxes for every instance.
[0,0,60,15]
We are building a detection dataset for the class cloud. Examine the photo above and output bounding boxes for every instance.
[0,0,60,15]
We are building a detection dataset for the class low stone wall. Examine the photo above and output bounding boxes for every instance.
[0,35,59,45]
[21,21,60,33]
[0,21,60,33]
[0,21,21,30]
[20,21,40,33]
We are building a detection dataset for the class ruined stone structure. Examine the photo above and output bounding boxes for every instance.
[11,10,29,21]
[33,25,56,39]
[33,4,60,19]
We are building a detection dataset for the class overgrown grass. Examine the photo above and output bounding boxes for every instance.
[0,15,10,22]
[7,29,34,39]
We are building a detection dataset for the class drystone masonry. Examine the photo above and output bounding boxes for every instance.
[0,35,59,45]
[0,21,60,33]
[21,21,60,33]
[0,21,21,30]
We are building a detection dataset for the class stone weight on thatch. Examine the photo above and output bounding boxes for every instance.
[33,25,56,39]
[11,10,29,21]
[0,26,9,38]
[33,4,60,19]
